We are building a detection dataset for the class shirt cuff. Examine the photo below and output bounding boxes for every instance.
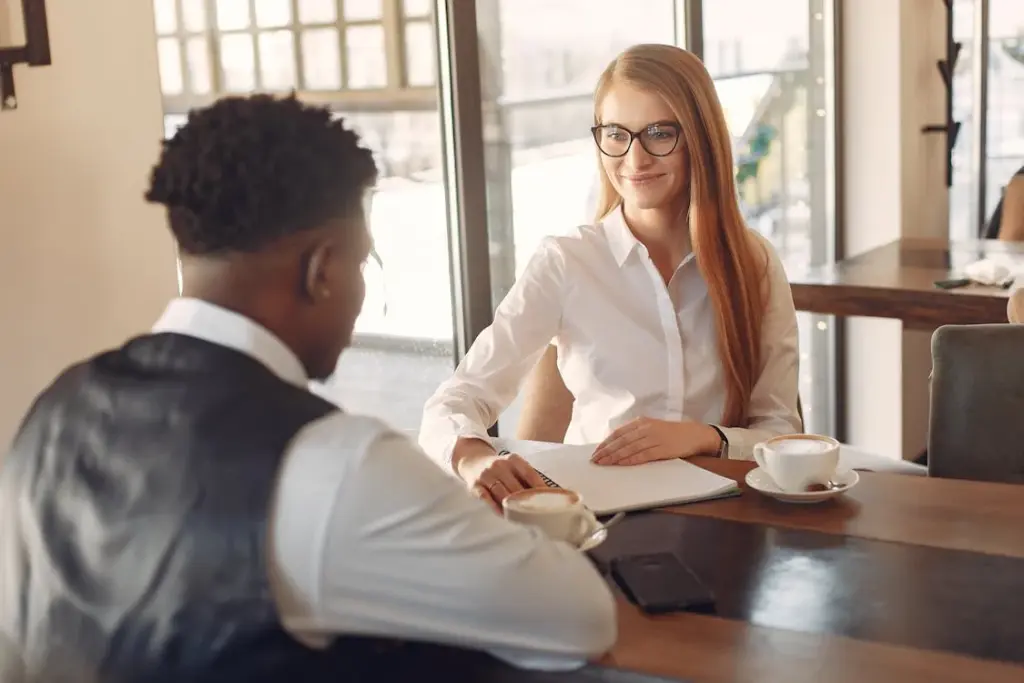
[716,426,756,461]
[418,418,494,471]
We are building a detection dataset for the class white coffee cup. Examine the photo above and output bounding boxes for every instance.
[752,434,840,493]
[502,488,597,546]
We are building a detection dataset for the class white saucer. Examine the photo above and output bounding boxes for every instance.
[745,467,859,504]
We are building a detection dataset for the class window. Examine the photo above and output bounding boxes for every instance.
[703,0,837,435]
[152,0,436,114]
[950,0,976,239]
[150,1,841,440]
[468,0,678,433]
[473,0,838,437]
[151,0,454,434]
[950,0,1024,239]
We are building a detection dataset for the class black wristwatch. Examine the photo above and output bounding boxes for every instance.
[709,425,729,459]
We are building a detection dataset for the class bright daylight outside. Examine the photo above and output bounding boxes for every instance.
[153,0,836,433]
[950,0,1024,238]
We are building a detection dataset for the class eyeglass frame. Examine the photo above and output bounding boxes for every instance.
[590,121,683,158]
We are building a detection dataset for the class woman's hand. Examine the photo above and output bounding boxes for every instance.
[591,418,721,466]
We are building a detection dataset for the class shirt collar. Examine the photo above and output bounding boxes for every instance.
[601,205,641,267]
[151,297,308,387]
[601,205,695,269]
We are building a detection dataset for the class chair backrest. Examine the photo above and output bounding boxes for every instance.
[928,324,1024,484]
[515,345,574,442]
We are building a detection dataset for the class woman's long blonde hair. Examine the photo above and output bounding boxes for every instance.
[593,44,767,427]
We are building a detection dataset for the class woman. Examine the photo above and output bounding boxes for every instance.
[418,44,802,510]
[984,165,1024,241]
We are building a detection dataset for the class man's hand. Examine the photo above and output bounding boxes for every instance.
[453,438,548,513]
[591,418,721,466]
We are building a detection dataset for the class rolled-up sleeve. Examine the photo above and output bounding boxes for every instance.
[418,239,566,468]
[718,235,803,460]
[272,415,617,667]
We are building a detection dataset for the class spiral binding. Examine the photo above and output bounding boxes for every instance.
[497,449,559,488]
[536,471,559,489]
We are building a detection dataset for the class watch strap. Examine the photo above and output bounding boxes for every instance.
[709,425,729,459]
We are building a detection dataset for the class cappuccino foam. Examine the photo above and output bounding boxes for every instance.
[509,490,576,512]
[771,437,833,455]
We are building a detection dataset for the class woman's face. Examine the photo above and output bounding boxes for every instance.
[595,82,689,212]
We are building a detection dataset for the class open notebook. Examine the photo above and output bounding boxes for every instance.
[496,440,741,515]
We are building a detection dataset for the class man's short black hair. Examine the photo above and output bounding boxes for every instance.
[145,94,378,255]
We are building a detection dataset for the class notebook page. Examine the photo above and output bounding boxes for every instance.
[517,443,739,514]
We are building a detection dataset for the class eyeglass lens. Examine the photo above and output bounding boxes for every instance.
[593,124,679,157]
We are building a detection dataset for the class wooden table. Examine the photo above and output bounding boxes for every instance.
[348,456,1023,682]
[591,457,1024,683]
[788,238,1024,328]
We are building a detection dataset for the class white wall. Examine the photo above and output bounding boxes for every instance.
[841,0,949,458]
[0,0,176,444]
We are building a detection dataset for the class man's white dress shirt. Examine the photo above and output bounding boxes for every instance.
[152,298,616,669]
[419,207,802,464]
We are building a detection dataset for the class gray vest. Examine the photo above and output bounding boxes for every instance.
[0,333,394,682]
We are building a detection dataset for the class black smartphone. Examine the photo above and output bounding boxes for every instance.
[934,277,971,290]
[610,552,715,615]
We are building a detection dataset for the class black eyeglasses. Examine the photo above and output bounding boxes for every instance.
[591,122,682,158]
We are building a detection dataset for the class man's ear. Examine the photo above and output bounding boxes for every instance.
[302,238,338,304]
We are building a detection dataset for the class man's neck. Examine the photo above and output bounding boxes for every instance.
[180,260,302,369]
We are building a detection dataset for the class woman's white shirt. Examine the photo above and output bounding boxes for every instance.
[418,207,802,464]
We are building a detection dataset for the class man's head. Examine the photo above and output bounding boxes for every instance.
[145,95,378,380]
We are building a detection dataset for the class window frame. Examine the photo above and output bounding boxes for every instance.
[153,0,437,115]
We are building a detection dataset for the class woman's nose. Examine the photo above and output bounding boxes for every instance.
[625,137,654,167]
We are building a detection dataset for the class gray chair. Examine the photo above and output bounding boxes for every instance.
[928,323,1024,484]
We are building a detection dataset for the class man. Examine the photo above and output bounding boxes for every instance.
[0,95,615,683]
